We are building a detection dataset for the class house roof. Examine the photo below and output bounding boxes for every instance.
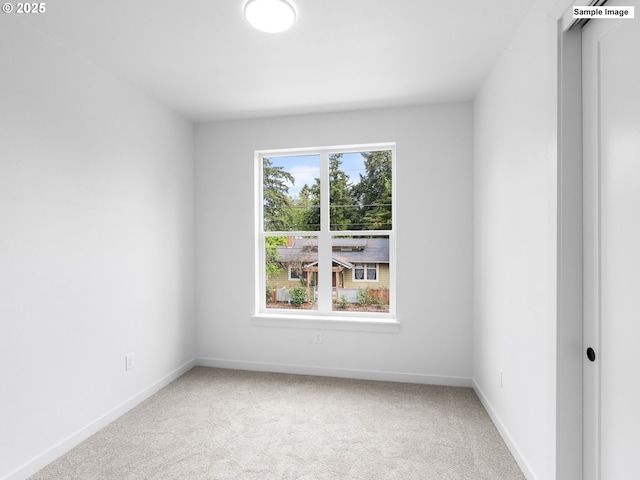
[304,257,354,270]
[277,237,389,266]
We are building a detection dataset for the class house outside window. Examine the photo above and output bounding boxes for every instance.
[256,144,395,318]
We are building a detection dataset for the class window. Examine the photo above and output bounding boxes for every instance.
[288,266,301,281]
[256,144,395,318]
[353,263,378,282]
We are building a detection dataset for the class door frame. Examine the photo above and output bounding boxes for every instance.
[579,4,640,477]
[554,1,634,477]
[555,2,594,479]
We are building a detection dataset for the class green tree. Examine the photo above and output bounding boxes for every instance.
[329,153,358,230]
[298,153,358,231]
[291,183,318,231]
[352,151,392,230]
[263,158,295,231]
[265,236,287,303]
[265,236,287,277]
[299,179,320,231]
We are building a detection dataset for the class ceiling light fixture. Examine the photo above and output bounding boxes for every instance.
[244,0,296,33]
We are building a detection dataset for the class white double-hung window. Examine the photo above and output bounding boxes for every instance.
[255,143,396,321]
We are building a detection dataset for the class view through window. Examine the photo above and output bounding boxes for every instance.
[258,145,395,317]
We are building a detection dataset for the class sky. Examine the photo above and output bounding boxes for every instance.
[267,152,367,198]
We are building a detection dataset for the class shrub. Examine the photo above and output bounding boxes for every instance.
[338,294,349,309]
[356,289,367,306]
[289,286,307,307]
[266,285,272,303]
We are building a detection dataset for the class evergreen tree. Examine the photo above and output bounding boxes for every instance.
[328,153,358,230]
[299,176,321,232]
[293,183,319,231]
[263,158,295,231]
[264,151,392,233]
[297,154,359,231]
[352,151,393,230]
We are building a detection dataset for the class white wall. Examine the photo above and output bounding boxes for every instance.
[473,0,565,479]
[0,2,579,479]
[195,104,473,384]
[0,20,196,480]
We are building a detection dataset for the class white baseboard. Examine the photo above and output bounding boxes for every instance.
[472,380,538,480]
[197,357,473,387]
[4,359,197,480]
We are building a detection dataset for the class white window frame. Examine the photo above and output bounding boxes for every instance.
[288,266,303,281]
[253,143,398,330]
[353,263,379,282]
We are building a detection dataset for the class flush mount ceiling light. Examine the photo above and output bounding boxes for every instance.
[244,0,296,33]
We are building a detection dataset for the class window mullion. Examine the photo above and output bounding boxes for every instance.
[318,151,332,313]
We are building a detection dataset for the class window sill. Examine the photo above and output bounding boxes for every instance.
[252,312,400,333]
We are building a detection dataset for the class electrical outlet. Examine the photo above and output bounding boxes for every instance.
[314,332,323,344]
[125,353,136,371]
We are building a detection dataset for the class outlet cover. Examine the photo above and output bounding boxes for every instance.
[125,353,135,371]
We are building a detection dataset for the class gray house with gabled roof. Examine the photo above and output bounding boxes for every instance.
[268,237,390,304]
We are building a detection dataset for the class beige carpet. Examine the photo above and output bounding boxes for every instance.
[30,367,525,479]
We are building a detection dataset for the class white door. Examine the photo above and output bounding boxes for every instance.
[583,3,640,479]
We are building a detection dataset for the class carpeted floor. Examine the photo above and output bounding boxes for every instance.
[30,367,525,479]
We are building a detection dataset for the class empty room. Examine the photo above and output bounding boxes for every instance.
[1,0,638,479]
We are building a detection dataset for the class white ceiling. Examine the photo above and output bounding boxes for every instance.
[22,0,537,122]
